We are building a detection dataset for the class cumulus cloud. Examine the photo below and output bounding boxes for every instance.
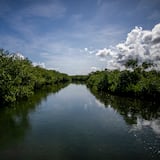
[32,62,46,68]
[91,66,100,72]
[84,48,88,52]
[12,52,25,60]
[96,48,112,57]
[96,23,160,70]
[83,48,97,55]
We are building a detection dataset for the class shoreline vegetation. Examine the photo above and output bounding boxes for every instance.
[0,49,70,105]
[1,49,160,105]
[71,61,160,101]
[72,69,160,101]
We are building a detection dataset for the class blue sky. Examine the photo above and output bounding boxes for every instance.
[0,0,160,74]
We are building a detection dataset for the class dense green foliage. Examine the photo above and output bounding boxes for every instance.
[87,63,160,99]
[0,49,70,104]
[70,75,88,82]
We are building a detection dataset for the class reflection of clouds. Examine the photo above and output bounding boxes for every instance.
[127,112,132,118]
[151,119,160,135]
[107,104,117,113]
[84,103,88,110]
[95,99,105,108]
[132,117,160,135]
[89,98,93,105]
[95,100,117,113]
[130,117,160,157]
[13,115,22,125]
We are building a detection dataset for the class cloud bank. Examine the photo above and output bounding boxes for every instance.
[96,23,160,70]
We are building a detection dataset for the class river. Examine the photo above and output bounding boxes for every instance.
[0,84,160,160]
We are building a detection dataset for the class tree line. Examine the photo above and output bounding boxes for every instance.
[70,59,160,100]
[86,59,160,100]
[1,48,160,104]
[0,49,70,104]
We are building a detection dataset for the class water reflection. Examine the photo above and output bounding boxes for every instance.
[0,84,160,160]
[88,87,160,135]
[0,84,68,148]
[132,117,160,134]
[88,87,160,158]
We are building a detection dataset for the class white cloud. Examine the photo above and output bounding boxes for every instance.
[96,48,112,57]
[152,23,160,44]
[13,52,25,60]
[96,23,160,70]
[83,48,97,55]
[84,48,88,52]
[32,62,46,68]
[91,66,100,72]
[39,49,102,75]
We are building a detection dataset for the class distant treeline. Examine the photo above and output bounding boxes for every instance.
[70,75,88,82]
[0,49,70,104]
[71,59,160,100]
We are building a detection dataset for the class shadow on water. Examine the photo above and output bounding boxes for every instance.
[0,83,69,148]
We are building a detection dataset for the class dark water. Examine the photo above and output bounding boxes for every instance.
[0,84,160,160]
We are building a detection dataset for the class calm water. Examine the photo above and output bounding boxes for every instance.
[0,84,160,160]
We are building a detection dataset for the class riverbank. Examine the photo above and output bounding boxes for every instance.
[70,68,160,101]
[0,49,70,104]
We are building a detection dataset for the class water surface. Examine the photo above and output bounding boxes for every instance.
[0,84,160,160]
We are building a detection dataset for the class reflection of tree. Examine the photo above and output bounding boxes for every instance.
[0,83,69,148]
[88,87,160,125]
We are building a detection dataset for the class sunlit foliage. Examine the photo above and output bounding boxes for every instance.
[0,49,70,104]
[86,60,160,99]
